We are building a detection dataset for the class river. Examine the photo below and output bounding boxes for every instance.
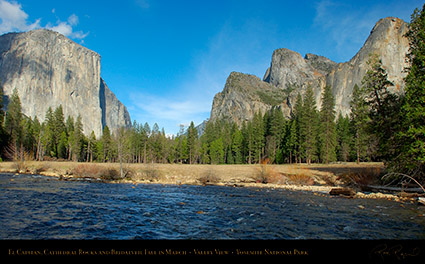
[1,173,424,239]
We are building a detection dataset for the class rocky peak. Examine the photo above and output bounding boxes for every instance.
[210,71,290,125]
[210,17,410,125]
[0,29,131,137]
[304,53,337,76]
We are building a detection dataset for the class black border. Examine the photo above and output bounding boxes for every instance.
[3,239,425,261]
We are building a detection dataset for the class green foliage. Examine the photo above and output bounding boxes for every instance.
[5,89,23,147]
[3,3,424,175]
[0,80,7,157]
[319,86,337,163]
[210,137,224,164]
[300,86,319,164]
[390,4,425,179]
[187,121,198,164]
[350,84,370,163]
[256,90,284,106]
[336,113,351,162]
[363,54,401,162]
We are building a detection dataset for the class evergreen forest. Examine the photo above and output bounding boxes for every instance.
[1,5,424,183]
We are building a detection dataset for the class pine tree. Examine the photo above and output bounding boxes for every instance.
[241,120,254,164]
[5,89,23,159]
[252,111,264,163]
[53,105,66,158]
[0,80,7,157]
[350,84,369,163]
[33,116,43,161]
[292,93,304,163]
[57,131,68,159]
[210,137,224,164]
[44,107,55,157]
[284,119,298,164]
[392,4,425,179]
[71,114,84,161]
[23,117,36,158]
[300,86,319,165]
[141,122,150,163]
[231,124,243,164]
[65,116,74,160]
[187,121,198,164]
[264,107,285,163]
[362,54,400,161]
[336,113,351,162]
[86,131,96,162]
[319,86,337,163]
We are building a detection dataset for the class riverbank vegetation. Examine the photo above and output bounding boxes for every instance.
[0,160,379,188]
[0,5,424,187]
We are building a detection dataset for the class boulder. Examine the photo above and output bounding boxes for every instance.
[329,187,356,197]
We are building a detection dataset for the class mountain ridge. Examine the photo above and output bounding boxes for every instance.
[209,17,409,126]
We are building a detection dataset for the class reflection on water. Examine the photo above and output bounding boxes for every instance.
[1,173,424,239]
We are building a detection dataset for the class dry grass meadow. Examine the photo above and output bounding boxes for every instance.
[0,160,385,188]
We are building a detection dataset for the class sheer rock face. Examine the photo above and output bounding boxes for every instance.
[0,29,131,137]
[100,78,132,131]
[210,17,409,124]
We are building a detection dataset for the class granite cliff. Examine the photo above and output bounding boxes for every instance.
[0,29,131,137]
[210,17,409,124]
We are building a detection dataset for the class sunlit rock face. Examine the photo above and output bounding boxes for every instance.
[0,29,131,137]
[210,17,409,124]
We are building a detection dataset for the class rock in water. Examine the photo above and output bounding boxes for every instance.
[0,29,131,137]
[210,17,409,124]
[329,187,356,197]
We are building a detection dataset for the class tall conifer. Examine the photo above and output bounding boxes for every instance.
[319,86,337,163]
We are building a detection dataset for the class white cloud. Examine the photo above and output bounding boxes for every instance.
[0,1,88,40]
[47,21,72,36]
[0,0,41,34]
[46,14,88,40]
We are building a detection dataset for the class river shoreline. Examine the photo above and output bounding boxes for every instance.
[0,161,422,203]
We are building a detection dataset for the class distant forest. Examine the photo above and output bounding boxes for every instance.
[1,5,424,182]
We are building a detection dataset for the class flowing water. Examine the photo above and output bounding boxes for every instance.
[1,173,424,239]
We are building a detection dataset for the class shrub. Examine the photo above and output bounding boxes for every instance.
[287,173,315,186]
[198,169,220,185]
[252,159,284,184]
[339,166,382,187]
[137,163,161,182]
[71,164,120,180]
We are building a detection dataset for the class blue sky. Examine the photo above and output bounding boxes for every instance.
[0,0,422,135]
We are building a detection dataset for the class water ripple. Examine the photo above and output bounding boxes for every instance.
[1,173,424,239]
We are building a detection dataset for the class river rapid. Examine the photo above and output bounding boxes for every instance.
[1,173,424,239]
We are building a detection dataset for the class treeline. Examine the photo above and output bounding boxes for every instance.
[0,5,424,181]
[0,63,409,166]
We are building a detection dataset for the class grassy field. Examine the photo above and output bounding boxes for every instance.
[4,161,420,201]
[0,160,385,187]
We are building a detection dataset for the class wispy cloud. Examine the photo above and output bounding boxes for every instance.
[45,13,89,40]
[313,0,421,62]
[127,18,279,134]
[0,0,88,40]
[135,0,150,9]
[313,0,381,61]
[128,90,211,134]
